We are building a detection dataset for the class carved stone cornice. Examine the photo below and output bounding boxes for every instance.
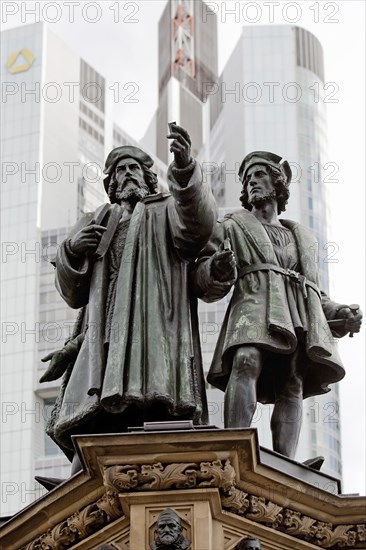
[103,460,366,549]
[21,491,123,550]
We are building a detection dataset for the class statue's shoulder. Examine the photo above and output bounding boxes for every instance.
[280,218,298,230]
[281,218,315,238]
[220,208,249,224]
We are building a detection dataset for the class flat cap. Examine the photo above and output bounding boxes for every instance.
[239,151,292,186]
[103,145,154,192]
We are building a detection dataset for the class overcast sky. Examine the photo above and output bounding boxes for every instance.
[2,1,365,494]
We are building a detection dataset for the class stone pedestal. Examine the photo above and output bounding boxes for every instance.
[1,429,365,549]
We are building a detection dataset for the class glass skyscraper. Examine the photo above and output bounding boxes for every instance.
[153,0,218,164]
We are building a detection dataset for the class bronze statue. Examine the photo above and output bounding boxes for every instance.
[150,508,190,550]
[40,125,216,472]
[193,151,362,458]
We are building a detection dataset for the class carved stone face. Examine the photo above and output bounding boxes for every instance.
[114,157,149,203]
[156,518,181,545]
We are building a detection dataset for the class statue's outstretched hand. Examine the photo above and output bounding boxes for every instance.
[40,349,71,382]
[337,306,363,336]
[40,334,84,382]
[167,123,192,169]
[69,222,107,256]
[211,239,237,283]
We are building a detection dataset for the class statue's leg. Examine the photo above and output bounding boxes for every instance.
[224,346,262,428]
[270,347,305,458]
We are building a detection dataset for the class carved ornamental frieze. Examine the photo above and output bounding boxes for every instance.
[103,459,366,549]
[21,491,123,550]
[21,460,366,549]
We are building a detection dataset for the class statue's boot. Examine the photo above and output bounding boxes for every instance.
[302,456,325,471]
[35,476,66,491]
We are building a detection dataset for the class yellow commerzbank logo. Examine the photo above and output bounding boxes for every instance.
[5,48,35,74]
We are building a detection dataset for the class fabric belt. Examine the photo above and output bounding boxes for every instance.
[237,263,321,300]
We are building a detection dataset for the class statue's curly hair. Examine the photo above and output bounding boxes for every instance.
[240,164,290,214]
[108,163,158,204]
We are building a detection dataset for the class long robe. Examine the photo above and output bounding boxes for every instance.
[49,163,216,453]
[193,209,346,402]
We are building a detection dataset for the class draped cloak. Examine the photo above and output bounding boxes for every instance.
[48,163,216,454]
[193,209,346,402]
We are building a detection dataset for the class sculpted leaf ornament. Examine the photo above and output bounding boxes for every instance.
[67,503,106,539]
[139,462,198,489]
[198,459,236,492]
[313,522,357,548]
[282,509,317,538]
[34,521,77,549]
[97,490,124,521]
[246,496,283,528]
[357,524,366,542]
[221,487,249,514]
[103,464,139,492]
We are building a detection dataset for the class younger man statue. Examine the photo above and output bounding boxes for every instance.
[193,151,362,458]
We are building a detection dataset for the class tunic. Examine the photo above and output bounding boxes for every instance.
[263,223,307,334]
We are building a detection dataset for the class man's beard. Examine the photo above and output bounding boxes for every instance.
[160,534,176,544]
[115,179,150,203]
[248,189,277,208]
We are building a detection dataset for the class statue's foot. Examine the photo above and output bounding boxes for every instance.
[35,476,66,491]
[302,456,325,471]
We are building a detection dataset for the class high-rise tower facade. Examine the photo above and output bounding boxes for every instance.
[155,0,218,164]
[1,22,96,516]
